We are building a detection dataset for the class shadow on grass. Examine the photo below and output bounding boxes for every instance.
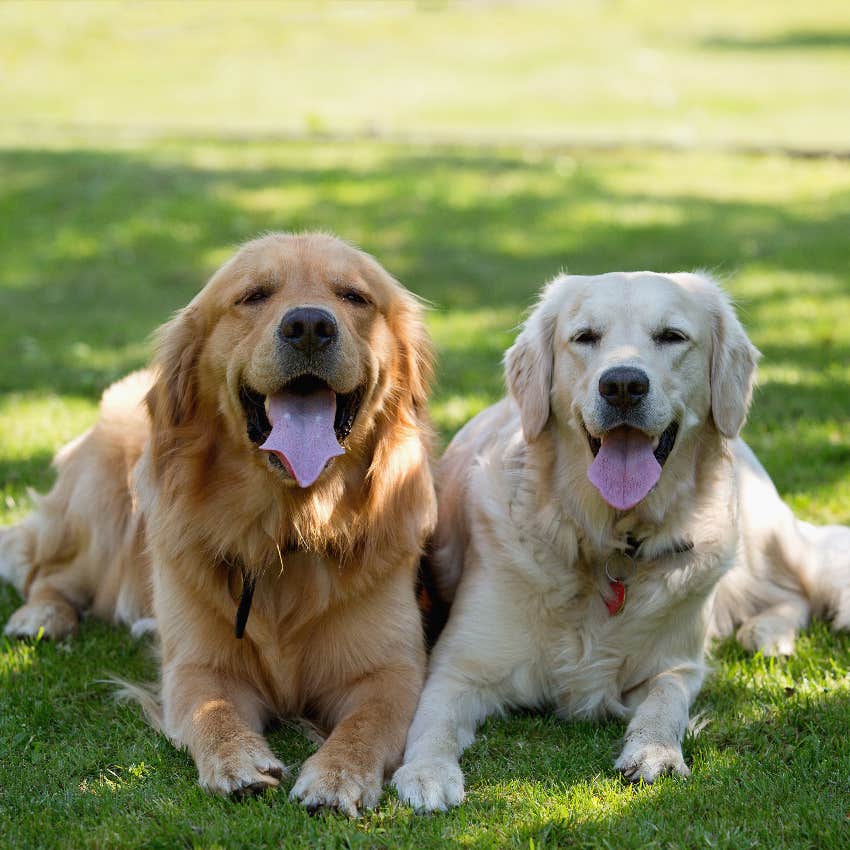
[0,451,55,488]
[702,30,850,51]
[466,735,848,848]
[1,141,849,492]
[2,149,850,312]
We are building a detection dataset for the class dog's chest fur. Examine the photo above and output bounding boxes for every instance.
[508,538,689,716]
[548,547,721,719]
[482,469,733,722]
[451,411,739,724]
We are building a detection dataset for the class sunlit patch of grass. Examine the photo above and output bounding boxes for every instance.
[0,395,98,522]
[430,394,495,437]
[0,394,95,452]
[78,763,153,796]
[0,636,38,679]
[4,1,850,150]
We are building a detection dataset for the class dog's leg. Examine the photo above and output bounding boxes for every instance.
[392,665,500,812]
[1,462,103,640]
[736,598,811,656]
[615,668,701,783]
[795,521,850,631]
[289,664,422,817]
[732,440,850,651]
[0,525,33,596]
[394,552,541,813]
[3,541,90,640]
[162,664,284,797]
[4,575,80,639]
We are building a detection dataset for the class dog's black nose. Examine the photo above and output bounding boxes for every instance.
[598,366,650,410]
[280,307,338,356]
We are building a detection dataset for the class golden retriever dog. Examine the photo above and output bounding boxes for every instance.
[0,232,437,814]
[393,270,850,811]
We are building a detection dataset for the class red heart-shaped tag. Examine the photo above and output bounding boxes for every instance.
[607,579,626,616]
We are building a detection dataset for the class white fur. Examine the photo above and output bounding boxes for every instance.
[395,270,850,811]
[709,440,850,653]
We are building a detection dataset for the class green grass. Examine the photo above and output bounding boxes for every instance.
[2,3,850,849]
[3,0,850,151]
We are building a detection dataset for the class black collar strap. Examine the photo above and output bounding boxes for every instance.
[234,567,256,639]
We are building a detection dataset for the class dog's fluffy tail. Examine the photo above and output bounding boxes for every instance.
[109,676,166,733]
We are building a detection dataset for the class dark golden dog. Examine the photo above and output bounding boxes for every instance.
[0,233,436,814]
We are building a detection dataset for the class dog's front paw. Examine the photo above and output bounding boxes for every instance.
[4,601,78,640]
[196,735,286,797]
[392,758,465,812]
[290,751,383,817]
[615,741,690,784]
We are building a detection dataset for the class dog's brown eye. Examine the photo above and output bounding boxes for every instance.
[237,288,271,306]
[338,288,370,306]
[654,328,688,344]
[572,329,601,345]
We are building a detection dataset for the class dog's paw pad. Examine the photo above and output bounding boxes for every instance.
[198,743,286,797]
[615,742,690,784]
[290,756,381,818]
[392,758,465,812]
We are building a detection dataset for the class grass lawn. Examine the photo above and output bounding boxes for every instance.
[3,0,850,151]
[2,3,850,849]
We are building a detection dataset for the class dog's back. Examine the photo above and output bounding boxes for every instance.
[430,398,517,604]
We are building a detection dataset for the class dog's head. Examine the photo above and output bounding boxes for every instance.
[146,232,432,493]
[505,271,759,513]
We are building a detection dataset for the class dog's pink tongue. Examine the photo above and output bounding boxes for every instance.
[259,389,344,488]
[587,426,661,511]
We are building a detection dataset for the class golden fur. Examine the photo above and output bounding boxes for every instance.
[0,233,437,813]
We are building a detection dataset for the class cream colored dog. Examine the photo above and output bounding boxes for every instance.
[393,270,850,811]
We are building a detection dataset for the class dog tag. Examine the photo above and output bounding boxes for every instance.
[607,579,626,616]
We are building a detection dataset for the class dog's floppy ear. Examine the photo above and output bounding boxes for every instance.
[145,305,205,436]
[357,282,437,563]
[504,283,559,442]
[394,292,434,419]
[694,274,760,438]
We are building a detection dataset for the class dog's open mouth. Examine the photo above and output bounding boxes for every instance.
[585,421,678,466]
[584,421,679,511]
[240,375,365,487]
